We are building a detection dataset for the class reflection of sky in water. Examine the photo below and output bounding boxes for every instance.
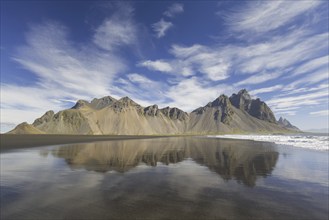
[272,145,329,187]
[1,137,328,220]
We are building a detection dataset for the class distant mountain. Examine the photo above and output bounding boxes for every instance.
[304,128,329,134]
[8,89,299,135]
[277,117,300,131]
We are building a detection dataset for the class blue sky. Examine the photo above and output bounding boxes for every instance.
[1,1,328,132]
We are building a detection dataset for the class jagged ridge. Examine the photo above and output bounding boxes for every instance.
[8,89,299,135]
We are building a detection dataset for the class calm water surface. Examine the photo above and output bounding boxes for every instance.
[1,137,328,220]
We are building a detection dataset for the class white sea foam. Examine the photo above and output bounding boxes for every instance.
[208,134,329,151]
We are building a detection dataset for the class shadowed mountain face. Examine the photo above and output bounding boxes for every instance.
[51,137,278,187]
[229,89,276,123]
[8,89,298,134]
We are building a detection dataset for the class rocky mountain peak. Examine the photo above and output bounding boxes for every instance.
[278,117,287,124]
[118,97,139,105]
[229,89,252,110]
[110,96,142,113]
[72,100,90,109]
[229,90,276,123]
[144,104,159,116]
[238,88,251,96]
[160,107,189,121]
[90,96,117,109]
[195,95,234,124]
[209,94,231,108]
[33,110,55,126]
[277,117,299,130]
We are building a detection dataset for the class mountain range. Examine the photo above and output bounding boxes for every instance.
[8,89,299,135]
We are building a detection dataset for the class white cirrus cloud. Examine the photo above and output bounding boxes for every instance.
[234,32,328,74]
[127,73,155,85]
[164,77,234,111]
[93,4,138,51]
[0,122,16,133]
[163,3,184,18]
[138,60,173,72]
[113,75,166,107]
[235,72,282,86]
[285,68,329,90]
[0,84,70,125]
[310,110,329,116]
[200,62,230,81]
[93,19,137,51]
[139,44,231,80]
[226,1,323,33]
[140,27,327,84]
[13,21,126,97]
[277,111,297,116]
[278,84,328,97]
[152,19,173,38]
[169,44,206,58]
[267,89,329,114]
[250,85,283,96]
[1,12,136,128]
[291,55,329,77]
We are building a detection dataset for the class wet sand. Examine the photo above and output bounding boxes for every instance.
[0,134,166,152]
[1,137,328,220]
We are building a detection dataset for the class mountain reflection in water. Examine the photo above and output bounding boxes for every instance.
[51,138,278,187]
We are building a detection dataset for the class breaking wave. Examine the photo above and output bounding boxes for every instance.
[208,134,329,151]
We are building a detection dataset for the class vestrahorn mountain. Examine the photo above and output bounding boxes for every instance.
[8,89,299,135]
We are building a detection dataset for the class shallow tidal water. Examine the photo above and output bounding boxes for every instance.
[1,137,328,220]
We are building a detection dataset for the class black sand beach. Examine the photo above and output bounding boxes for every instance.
[0,134,165,152]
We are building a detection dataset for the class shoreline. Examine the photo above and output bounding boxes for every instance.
[1,131,321,153]
[0,134,173,152]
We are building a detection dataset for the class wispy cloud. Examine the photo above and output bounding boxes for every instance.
[93,3,140,51]
[152,19,173,38]
[13,22,126,97]
[285,68,329,90]
[140,26,328,84]
[93,19,136,51]
[112,74,167,107]
[310,110,329,117]
[138,60,173,73]
[0,122,16,133]
[290,55,328,77]
[250,85,283,96]
[226,1,322,33]
[1,5,140,126]
[277,111,297,116]
[139,44,231,80]
[164,3,184,18]
[267,89,328,114]
[277,84,328,97]
[170,44,206,58]
[200,62,230,81]
[127,73,155,85]
[234,31,328,75]
[235,72,281,86]
[0,84,69,125]
[165,77,234,111]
